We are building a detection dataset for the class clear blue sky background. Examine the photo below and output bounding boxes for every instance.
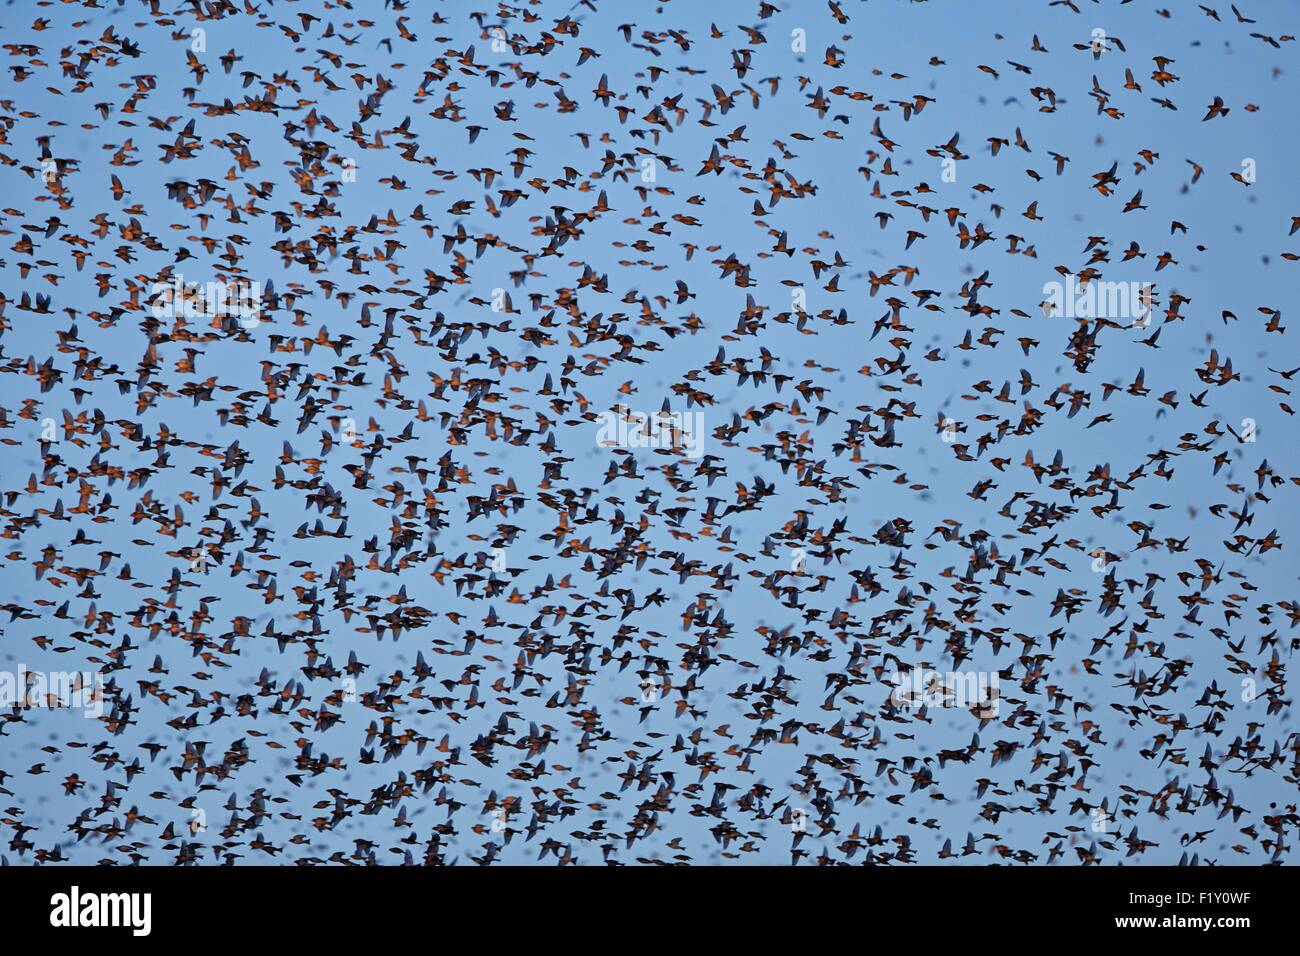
[0,0,1297,865]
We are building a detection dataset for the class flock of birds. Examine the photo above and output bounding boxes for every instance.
[0,0,1297,866]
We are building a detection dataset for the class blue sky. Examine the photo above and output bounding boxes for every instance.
[0,0,1297,865]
